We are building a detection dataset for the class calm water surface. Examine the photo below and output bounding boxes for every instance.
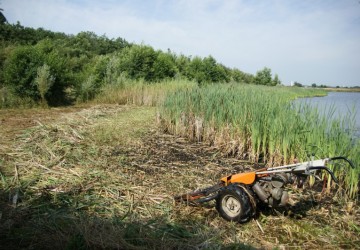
[295,92,360,137]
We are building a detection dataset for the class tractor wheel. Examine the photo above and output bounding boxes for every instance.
[215,184,253,223]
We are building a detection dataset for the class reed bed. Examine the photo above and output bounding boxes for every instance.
[159,84,359,199]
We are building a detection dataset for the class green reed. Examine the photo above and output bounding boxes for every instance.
[160,84,359,198]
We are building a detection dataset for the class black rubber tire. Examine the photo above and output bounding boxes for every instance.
[215,184,253,223]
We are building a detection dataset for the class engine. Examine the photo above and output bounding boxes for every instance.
[251,173,292,207]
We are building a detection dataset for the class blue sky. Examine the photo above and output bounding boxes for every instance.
[2,0,360,86]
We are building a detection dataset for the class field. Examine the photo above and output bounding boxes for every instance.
[0,103,359,249]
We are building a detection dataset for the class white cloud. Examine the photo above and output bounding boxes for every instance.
[2,0,360,86]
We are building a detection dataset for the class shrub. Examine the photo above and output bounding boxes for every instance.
[3,45,44,100]
[35,64,55,106]
[3,44,74,106]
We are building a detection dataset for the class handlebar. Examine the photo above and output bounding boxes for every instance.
[306,156,356,184]
[328,156,355,169]
[308,166,338,183]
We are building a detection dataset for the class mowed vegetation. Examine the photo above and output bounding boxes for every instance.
[1,104,359,249]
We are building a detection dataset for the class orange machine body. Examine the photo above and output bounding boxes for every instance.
[220,172,256,186]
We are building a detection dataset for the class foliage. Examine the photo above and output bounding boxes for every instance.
[185,56,206,83]
[0,7,7,24]
[0,22,283,107]
[113,45,178,82]
[253,68,281,86]
[116,45,153,81]
[254,67,273,86]
[293,81,303,87]
[78,75,97,102]
[68,31,129,56]
[2,44,74,106]
[202,56,230,83]
[35,64,54,106]
[185,56,230,84]
[3,45,44,100]
[0,42,15,87]
[0,86,37,108]
[152,52,177,81]
[0,22,67,46]
[272,74,281,86]
[174,54,191,79]
[231,69,254,84]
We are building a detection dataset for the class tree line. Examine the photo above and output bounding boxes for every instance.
[0,22,282,107]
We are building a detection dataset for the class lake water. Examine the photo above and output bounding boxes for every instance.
[294,92,360,138]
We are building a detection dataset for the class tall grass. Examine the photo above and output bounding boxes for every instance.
[92,78,196,106]
[160,84,359,198]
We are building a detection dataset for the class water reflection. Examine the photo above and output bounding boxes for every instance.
[294,92,360,138]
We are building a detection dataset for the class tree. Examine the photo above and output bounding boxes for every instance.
[254,67,272,85]
[293,82,303,87]
[0,8,7,24]
[79,75,96,102]
[185,55,230,84]
[174,54,190,78]
[35,64,54,106]
[3,44,73,105]
[202,56,229,83]
[232,69,247,83]
[3,46,44,100]
[186,56,206,84]
[153,52,177,81]
[117,44,157,81]
[272,74,281,86]
[104,55,119,85]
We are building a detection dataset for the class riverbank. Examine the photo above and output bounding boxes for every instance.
[324,87,360,92]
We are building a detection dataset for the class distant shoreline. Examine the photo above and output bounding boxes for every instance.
[324,87,360,92]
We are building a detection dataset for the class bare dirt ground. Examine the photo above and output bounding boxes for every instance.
[0,105,359,249]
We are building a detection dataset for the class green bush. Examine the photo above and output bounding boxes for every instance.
[74,55,110,102]
[3,45,44,100]
[254,67,273,86]
[185,56,230,84]
[2,43,74,106]
[152,52,177,81]
[117,44,157,81]
[116,45,178,82]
